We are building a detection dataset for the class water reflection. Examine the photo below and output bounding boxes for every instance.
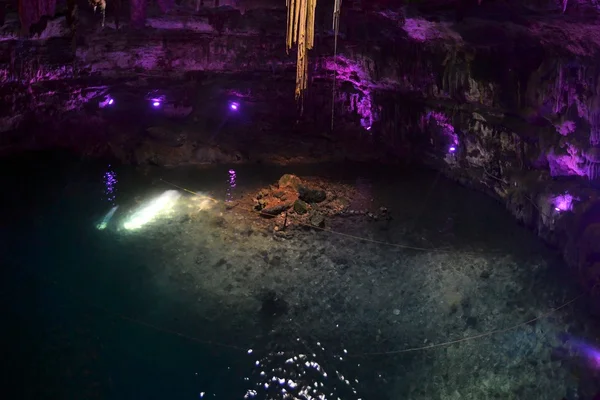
[96,165,120,230]
[227,169,237,203]
[241,341,362,399]
[103,165,118,205]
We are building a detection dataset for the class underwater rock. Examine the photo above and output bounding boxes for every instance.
[309,213,325,228]
[298,185,327,203]
[278,174,303,190]
[225,201,238,210]
[272,190,286,199]
[293,199,309,215]
[260,203,291,217]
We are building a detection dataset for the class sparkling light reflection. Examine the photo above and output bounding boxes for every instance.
[104,165,118,204]
[230,101,240,111]
[227,169,237,203]
[241,341,362,399]
[123,190,181,230]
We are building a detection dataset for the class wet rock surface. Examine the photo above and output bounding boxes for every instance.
[246,174,382,232]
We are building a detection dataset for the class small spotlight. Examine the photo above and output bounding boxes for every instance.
[99,96,115,108]
[365,125,372,131]
[555,207,561,212]
[449,146,456,153]
[152,101,161,107]
[229,102,239,111]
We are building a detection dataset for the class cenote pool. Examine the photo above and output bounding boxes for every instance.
[2,152,599,399]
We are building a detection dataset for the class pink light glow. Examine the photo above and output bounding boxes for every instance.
[152,101,160,107]
[324,56,377,129]
[553,193,575,212]
[565,338,600,370]
[99,96,115,109]
[230,102,239,111]
[424,111,459,148]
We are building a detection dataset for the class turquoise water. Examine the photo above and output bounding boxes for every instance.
[2,152,598,399]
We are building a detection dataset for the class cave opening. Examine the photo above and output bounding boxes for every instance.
[2,1,600,399]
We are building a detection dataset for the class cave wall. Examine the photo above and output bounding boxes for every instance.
[358,13,600,297]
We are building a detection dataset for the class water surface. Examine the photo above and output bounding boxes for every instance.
[2,153,597,399]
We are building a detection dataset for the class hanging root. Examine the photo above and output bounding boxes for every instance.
[286,0,318,108]
[89,0,106,27]
[331,0,342,130]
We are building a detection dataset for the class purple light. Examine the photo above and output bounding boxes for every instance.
[152,101,161,107]
[229,102,239,111]
[99,96,115,108]
[360,117,372,132]
[449,146,456,153]
[564,337,600,369]
[553,193,575,212]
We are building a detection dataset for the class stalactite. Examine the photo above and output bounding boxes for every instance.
[66,0,77,30]
[286,0,318,109]
[587,160,600,181]
[329,0,342,130]
[130,0,148,28]
[89,0,106,27]
[554,62,563,114]
[156,0,175,13]
[591,125,600,147]
[66,0,77,50]
[18,0,57,34]
[590,74,600,146]
[113,0,121,29]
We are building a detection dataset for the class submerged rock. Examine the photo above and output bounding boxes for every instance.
[294,199,309,214]
[278,174,303,190]
[298,185,327,203]
[261,203,291,217]
[309,213,325,228]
